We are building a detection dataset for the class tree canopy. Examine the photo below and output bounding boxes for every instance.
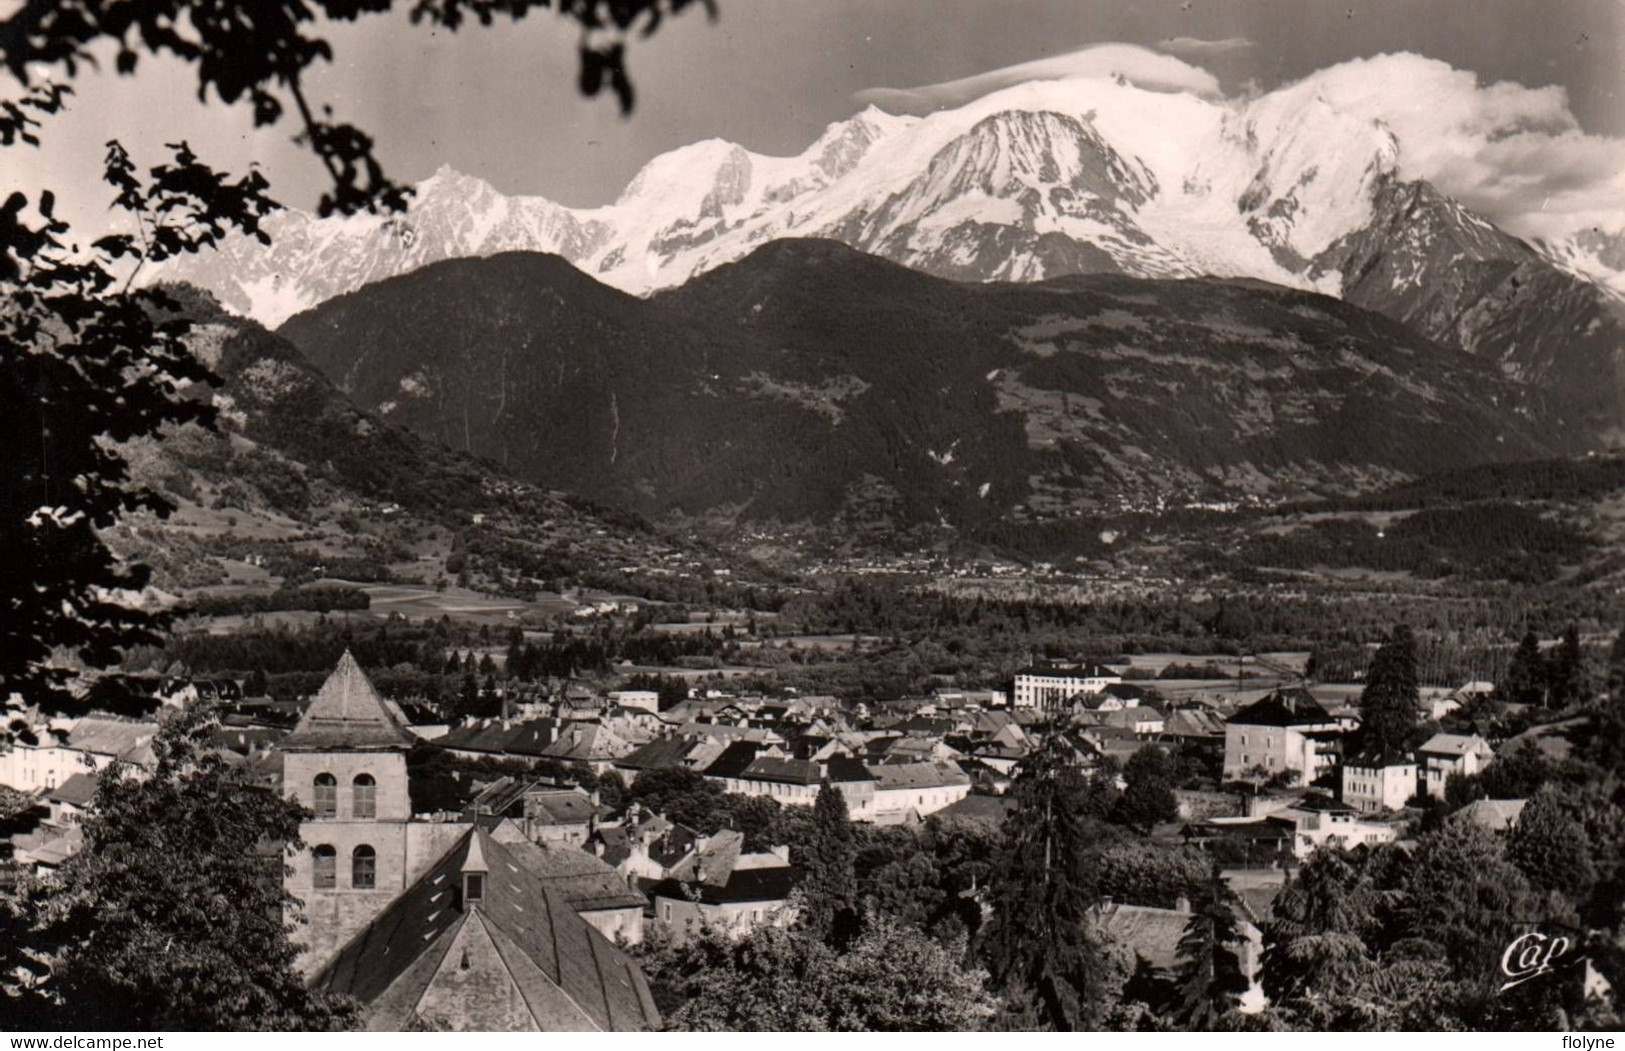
[2,707,355,1029]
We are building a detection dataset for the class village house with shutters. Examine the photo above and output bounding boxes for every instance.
[1222,688,1346,785]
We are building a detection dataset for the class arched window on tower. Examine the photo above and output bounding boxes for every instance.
[312,844,336,889]
[352,773,376,819]
[352,845,377,889]
[313,773,337,818]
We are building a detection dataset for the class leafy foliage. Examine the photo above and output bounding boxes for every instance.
[4,142,274,714]
[644,916,996,1031]
[1,707,355,1029]
[0,0,712,217]
[1113,744,1179,833]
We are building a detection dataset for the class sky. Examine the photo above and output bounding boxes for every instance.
[7,0,1624,241]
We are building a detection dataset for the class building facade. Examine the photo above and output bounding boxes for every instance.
[1012,662,1122,709]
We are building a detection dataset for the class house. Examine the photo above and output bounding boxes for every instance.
[1090,899,1265,1013]
[1267,797,1400,858]
[435,719,559,764]
[1077,724,1145,764]
[1222,689,1344,784]
[0,717,157,793]
[1013,661,1123,709]
[1416,733,1495,799]
[702,744,877,815]
[1341,749,1418,813]
[1091,682,1150,711]
[606,690,660,714]
[1420,691,1463,722]
[591,806,702,881]
[540,722,633,774]
[647,829,800,943]
[1100,705,1165,735]
[1161,707,1227,748]
[519,787,602,847]
[613,735,724,780]
[867,761,972,823]
[600,706,665,745]
[308,827,660,1030]
[45,771,99,825]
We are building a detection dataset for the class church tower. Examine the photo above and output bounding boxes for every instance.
[282,650,416,970]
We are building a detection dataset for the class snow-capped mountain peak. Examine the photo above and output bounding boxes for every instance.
[146,72,1556,326]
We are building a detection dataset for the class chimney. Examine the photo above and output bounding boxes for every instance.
[1175,895,1191,915]
[592,838,605,857]
[767,844,790,864]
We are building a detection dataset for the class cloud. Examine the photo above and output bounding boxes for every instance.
[854,43,1222,115]
[1275,52,1625,240]
[1156,36,1255,55]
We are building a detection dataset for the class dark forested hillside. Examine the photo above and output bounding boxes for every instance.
[278,240,1558,532]
[110,296,768,600]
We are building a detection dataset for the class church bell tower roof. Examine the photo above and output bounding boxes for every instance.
[284,650,414,751]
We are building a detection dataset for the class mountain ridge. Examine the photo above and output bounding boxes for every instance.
[276,240,1561,532]
[156,74,1625,445]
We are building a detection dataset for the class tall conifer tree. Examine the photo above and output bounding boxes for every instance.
[1359,625,1420,754]
[980,730,1114,1030]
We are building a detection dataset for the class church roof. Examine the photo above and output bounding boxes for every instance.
[284,651,414,751]
[312,828,660,1031]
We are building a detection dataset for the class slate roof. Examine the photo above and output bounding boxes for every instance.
[648,863,801,905]
[1091,902,1192,971]
[311,828,659,1031]
[1418,733,1494,758]
[614,736,695,772]
[66,718,157,763]
[741,756,822,784]
[592,814,695,869]
[542,723,630,763]
[826,756,875,782]
[525,789,598,826]
[868,761,971,790]
[284,652,414,751]
[438,719,559,758]
[47,772,99,809]
[702,741,762,780]
[1344,748,1415,769]
[932,794,1017,827]
[1163,707,1227,738]
[666,829,744,887]
[1451,798,1527,832]
[1227,688,1335,728]
[489,822,647,912]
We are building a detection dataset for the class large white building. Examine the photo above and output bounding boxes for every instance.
[1013,662,1122,710]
